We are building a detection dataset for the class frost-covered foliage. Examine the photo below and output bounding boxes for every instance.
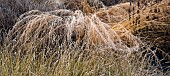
[8,9,141,54]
